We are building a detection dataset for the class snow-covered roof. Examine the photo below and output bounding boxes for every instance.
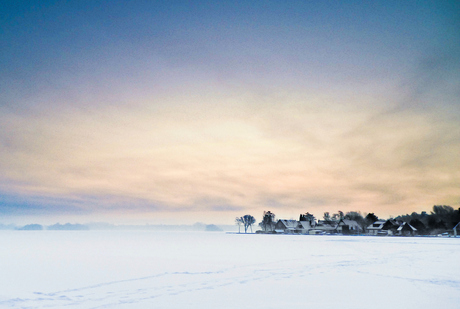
[317,220,337,227]
[298,221,313,229]
[397,222,417,231]
[314,225,337,231]
[367,220,386,230]
[276,219,298,229]
[339,219,363,231]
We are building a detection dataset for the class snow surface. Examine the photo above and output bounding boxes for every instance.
[0,231,459,308]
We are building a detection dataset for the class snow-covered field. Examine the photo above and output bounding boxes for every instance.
[0,231,459,309]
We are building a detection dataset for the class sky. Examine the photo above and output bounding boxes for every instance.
[1,0,459,225]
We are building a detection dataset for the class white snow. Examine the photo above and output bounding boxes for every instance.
[0,231,459,308]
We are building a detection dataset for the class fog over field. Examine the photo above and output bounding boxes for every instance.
[0,231,458,308]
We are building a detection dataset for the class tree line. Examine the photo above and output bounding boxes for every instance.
[236,205,460,235]
[394,205,460,235]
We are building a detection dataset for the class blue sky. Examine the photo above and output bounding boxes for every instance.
[1,0,459,224]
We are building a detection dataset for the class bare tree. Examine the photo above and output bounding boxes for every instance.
[338,210,344,220]
[235,217,243,233]
[331,211,344,222]
[239,215,256,233]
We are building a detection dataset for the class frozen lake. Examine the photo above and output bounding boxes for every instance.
[0,231,459,308]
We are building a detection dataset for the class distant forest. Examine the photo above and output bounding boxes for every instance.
[0,222,227,232]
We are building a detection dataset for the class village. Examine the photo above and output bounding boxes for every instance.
[236,206,460,237]
[263,216,420,236]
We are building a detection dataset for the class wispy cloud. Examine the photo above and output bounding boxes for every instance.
[0,1,458,223]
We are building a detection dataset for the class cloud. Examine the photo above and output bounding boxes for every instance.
[0,193,88,216]
[1,78,459,222]
[1,2,459,223]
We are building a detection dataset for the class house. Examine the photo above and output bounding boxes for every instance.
[396,222,417,236]
[297,220,314,234]
[273,219,315,234]
[274,220,298,234]
[337,219,363,235]
[367,220,398,236]
[313,220,337,234]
